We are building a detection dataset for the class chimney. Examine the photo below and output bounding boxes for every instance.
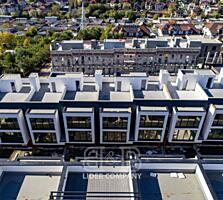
[95,70,102,91]
[159,70,170,89]
[132,39,139,48]
[29,73,40,91]
[91,39,98,49]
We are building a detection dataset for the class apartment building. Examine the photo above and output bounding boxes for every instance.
[1,69,223,146]
[50,37,222,75]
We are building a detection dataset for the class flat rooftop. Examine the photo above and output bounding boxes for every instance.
[0,109,21,114]
[64,166,133,200]
[175,107,205,112]
[133,80,169,100]
[1,69,222,103]
[0,86,31,103]
[167,83,208,100]
[205,82,223,99]
[102,107,131,113]
[188,35,222,44]
[75,91,98,101]
[87,173,132,200]
[139,106,168,112]
[28,109,57,115]
[136,171,207,200]
[65,107,93,113]
[206,170,223,200]
[99,82,132,101]
[52,36,218,51]
[50,72,83,78]
[0,74,21,80]
[31,83,63,102]
[0,172,60,200]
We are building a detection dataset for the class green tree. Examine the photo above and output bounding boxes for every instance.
[77,27,102,40]
[126,11,137,21]
[51,30,74,41]
[26,26,38,37]
[49,4,60,16]
[100,24,113,40]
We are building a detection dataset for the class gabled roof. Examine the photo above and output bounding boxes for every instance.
[112,23,151,35]
[205,22,223,34]
[158,21,201,34]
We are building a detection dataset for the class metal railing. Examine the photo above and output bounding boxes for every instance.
[49,191,140,199]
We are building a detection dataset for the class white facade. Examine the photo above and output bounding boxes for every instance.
[26,109,61,145]
[168,107,206,143]
[0,109,29,145]
[63,107,95,143]
[100,108,132,144]
[202,104,223,141]
[135,106,169,142]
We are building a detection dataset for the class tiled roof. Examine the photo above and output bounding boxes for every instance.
[205,22,223,34]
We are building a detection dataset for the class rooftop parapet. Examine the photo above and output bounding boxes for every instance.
[50,36,216,51]
[1,68,223,103]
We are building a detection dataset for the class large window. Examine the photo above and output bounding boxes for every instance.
[68,131,92,142]
[67,117,91,129]
[33,132,57,143]
[138,130,162,141]
[30,118,55,130]
[172,130,197,141]
[139,115,164,128]
[0,132,23,143]
[175,116,201,128]
[103,132,126,142]
[213,114,223,127]
[0,118,19,130]
[208,129,223,140]
[103,117,128,129]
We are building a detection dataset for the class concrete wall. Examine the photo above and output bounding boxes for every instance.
[195,165,214,200]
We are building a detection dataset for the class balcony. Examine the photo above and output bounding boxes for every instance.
[67,117,91,129]
[0,118,20,130]
[103,117,128,130]
[103,131,127,143]
[33,132,57,144]
[30,118,55,130]
[139,116,165,128]
[0,132,23,143]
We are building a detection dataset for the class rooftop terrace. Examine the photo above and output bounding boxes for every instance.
[136,171,206,200]
[0,160,217,200]
[0,68,223,103]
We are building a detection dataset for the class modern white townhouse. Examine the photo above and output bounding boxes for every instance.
[202,105,223,141]
[26,109,61,145]
[50,37,222,75]
[135,106,169,142]
[0,109,29,145]
[100,108,132,144]
[1,68,223,146]
[63,107,95,143]
[168,107,206,143]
